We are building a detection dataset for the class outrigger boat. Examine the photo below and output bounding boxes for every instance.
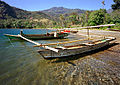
[14,34,116,59]
[4,24,116,59]
[4,30,69,40]
[36,37,116,59]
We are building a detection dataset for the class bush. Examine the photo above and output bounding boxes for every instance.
[88,9,106,26]
[113,23,120,30]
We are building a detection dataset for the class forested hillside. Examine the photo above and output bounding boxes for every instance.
[0,1,17,19]
[0,0,120,29]
[0,1,51,19]
[0,1,54,28]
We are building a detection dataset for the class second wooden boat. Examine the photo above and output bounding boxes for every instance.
[4,30,69,40]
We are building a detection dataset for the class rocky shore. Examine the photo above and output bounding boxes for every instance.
[46,29,120,85]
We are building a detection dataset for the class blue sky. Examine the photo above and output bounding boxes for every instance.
[3,0,114,11]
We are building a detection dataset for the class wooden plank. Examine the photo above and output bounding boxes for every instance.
[18,34,59,53]
[34,38,93,47]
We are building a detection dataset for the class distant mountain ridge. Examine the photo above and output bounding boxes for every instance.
[0,1,87,20]
[0,1,51,19]
[0,1,113,20]
[0,1,17,19]
[42,7,86,17]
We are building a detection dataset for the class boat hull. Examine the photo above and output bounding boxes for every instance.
[38,37,116,59]
[4,33,69,40]
[21,33,68,40]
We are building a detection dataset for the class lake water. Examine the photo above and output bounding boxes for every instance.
[0,29,120,85]
[0,29,60,85]
[0,29,82,85]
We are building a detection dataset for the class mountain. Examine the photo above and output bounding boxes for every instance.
[0,1,86,20]
[13,7,51,19]
[0,1,51,19]
[107,9,113,13]
[0,1,113,20]
[0,1,17,19]
[42,7,86,17]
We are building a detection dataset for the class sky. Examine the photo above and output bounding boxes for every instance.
[3,0,114,11]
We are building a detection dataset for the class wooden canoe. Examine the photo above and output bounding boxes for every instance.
[37,37,116,59]
[4,31,69,40]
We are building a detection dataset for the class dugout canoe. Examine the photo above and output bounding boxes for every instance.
[38,37,116,59]
[4,30,69,40]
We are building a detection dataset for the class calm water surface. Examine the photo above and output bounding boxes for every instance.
[0,29,72,85]
[0,29,120,85]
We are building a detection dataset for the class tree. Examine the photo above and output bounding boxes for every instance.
[59,14,65,28]
[84,11,90,26]
[102,1,105,9]
[88,9,106,26]
[105,13,112,24]
[112,0,120,10]
[110,9,120,23]
[68,12,79,25]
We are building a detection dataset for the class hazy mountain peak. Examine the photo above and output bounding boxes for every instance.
[42,7,86,17]
[107,9,113,13]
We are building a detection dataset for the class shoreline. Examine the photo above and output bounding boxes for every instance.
[0,28,120,85]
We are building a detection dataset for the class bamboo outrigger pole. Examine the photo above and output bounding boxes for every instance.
[62,24,115,30]
[18,34,59,53]
[64,24,115,40]
[85,24,115,40]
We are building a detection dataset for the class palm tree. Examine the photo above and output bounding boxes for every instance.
[102,1,106,24]
[59,14,65,28]
[69,12,79,25]
[85,11,90,25]
[102,0,105,9]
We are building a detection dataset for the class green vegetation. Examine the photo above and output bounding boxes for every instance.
[88,9,106,26]
[110,0,120,29]
[0,0,120,29]
[112,0,120,10]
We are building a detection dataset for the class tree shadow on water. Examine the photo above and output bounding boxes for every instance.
[50,43,119,64]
